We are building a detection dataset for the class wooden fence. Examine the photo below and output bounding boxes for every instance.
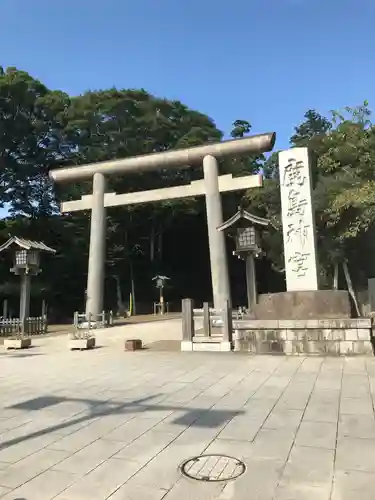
[0,317,47,337]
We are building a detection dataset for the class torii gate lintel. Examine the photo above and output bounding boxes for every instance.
[60,173,263,213]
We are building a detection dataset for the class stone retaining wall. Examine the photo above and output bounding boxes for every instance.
[233,319,373,356]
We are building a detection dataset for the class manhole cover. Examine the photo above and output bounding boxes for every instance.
[180,454,246,482]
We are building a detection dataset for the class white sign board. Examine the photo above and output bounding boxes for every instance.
[279,147,319,291]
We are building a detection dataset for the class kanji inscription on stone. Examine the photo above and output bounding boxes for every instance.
[279,148,319,291]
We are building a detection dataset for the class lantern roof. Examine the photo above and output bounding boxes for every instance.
[218,207,271,233]
[152,275,170,281]
[0,237,56,254]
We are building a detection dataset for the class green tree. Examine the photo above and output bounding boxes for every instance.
[230,119,251,139]
[244,102,375,289]
[290,109,332,147]
[0,66,69,216]
[313,102,375,286]
[53,88,225,312]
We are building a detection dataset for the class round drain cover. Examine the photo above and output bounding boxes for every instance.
[180,454,246,482]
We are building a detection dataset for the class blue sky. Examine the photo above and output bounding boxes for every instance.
[1,0,374,149]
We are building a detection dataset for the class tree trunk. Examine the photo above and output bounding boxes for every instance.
[130,261,136,315]
[157,228,163,260]
[150,225,155,262]
[114,276,125,316]
[342,261,360,316]
[333,262,339,290]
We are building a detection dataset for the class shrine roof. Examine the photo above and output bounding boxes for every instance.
[0,237,56,254]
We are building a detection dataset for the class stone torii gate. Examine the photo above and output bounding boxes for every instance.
[49,133,276,317]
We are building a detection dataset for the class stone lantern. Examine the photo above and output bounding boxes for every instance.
[0,237,56,324]
[152,275,170,315]
[218,208,270,312]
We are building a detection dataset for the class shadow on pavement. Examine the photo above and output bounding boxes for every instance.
[0,352,44,358]
[1,394,243,451]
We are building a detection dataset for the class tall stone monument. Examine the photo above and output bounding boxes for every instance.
[229,147,368,356]
[278,147,319,291]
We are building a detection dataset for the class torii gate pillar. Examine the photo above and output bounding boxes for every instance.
[85,172,106,318]
[203,155,231,309]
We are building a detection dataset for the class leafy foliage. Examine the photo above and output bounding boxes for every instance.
[0,66,374,318]
[245,101,375,288]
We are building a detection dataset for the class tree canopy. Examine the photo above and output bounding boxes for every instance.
[0,66,374,319]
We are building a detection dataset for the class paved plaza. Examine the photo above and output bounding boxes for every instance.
[0,321,375,499]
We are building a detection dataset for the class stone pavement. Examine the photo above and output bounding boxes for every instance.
[0,336,375,499]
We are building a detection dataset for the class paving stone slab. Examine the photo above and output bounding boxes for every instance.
[338,414,375,439]
[0,447,69,489]
[129,450,184,491]
[274,482,331,500]
[241,398,277,419]
[263,409,303,431]
[295,420,337,450]
[53,438,126,476]
[113,430,178,463]
[100,416,163,444]
[340,397,374,416]
[0,469,78,500]
[341,377,370,398]
[204,438,254,459]
[108,481,168,499]
[303,402,339,423]
[250,428,296,462]
[53,457,142,500]
[217,417,264,441]
[218,457,283,500]
[315,377,342,391]
[281,445,334,489]
[0,486,11,497]
[336,437,375,473]
[0,432,63,463]
[275,392,311,411]
[309,389,340,405]
[332,470,375,500]
[163,476,224,500]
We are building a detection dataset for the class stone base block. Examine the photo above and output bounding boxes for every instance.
[77,321,99,330]
[181,341,193,352]
[125,339,142,351]
[69,337,95,350]
[253,290,351,319]
[340,340,373,356]
[4,338,32,350]
[181,340,233,352]
[193,342,232,352]
[220,341,232,352]
[192,342,223,352]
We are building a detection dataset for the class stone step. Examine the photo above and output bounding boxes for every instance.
[193,336,223,343]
